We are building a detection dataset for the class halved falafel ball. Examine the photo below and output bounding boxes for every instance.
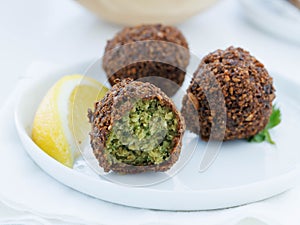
[181,46,275,141]
[88,78,185,174]
[103,24,190,96]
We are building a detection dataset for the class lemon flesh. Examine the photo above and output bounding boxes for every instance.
[32,75,108,168]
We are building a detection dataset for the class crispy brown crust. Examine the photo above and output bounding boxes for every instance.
[88,78,185,174]
[102,24,190,96]
[181,46,275,141]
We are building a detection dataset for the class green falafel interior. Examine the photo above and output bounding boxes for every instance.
[106,99,178,166]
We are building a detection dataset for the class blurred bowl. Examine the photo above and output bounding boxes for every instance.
[76,0,219,25]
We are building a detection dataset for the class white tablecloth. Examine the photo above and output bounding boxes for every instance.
[0,61,299,225]
[1,0,300,224]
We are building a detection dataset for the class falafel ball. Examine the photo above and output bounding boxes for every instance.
[103,24,190,96]
[181,46,275,141]
[88,78,185,174]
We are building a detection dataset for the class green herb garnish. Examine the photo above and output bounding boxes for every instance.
[248,105,281,144]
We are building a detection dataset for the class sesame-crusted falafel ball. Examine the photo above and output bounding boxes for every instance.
[181,46,275,141]
[103,24,190,96]
[88,79,185,174]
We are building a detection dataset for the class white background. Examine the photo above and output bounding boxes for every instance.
[0,0,300,104]
[0,0,300,223]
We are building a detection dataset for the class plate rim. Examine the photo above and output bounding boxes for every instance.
[14,62,300,210]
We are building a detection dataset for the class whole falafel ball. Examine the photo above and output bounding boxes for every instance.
[181,46,275,141]
[88,78,185,174]
[103,24,190,96]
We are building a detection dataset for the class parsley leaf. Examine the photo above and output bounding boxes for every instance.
[248,105,281,144]
[266,106,281,129]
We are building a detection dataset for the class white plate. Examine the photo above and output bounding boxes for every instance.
[15,60,300,210]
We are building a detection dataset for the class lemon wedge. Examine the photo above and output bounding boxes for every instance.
[32,74,108,168]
